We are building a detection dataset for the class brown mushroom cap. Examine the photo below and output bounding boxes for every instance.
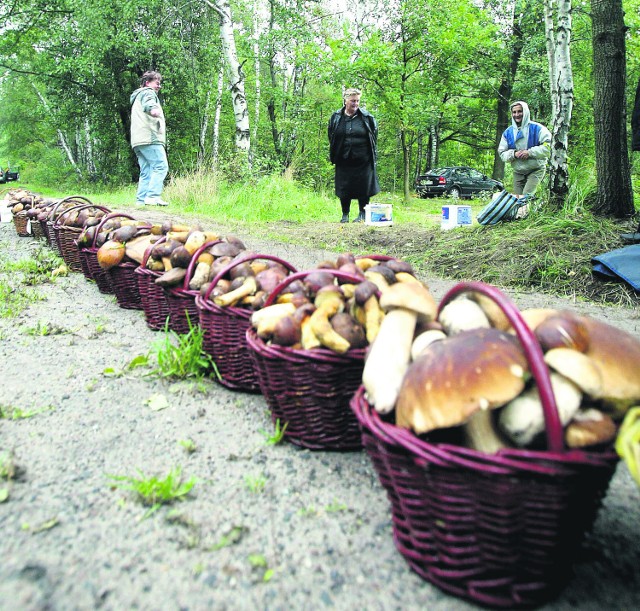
[396,328,528,434]
[535,311,590,352]
[565,408,617,448]
[379,282,437,322]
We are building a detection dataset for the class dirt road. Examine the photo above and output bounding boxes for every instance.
[1,214,639,610]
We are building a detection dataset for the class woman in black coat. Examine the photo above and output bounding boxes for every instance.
[328,88,380,223]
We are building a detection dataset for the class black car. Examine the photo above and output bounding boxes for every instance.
[415,166,502,199]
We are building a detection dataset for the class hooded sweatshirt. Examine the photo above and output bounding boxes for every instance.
[130,87,166,148]
[497,101,551,174]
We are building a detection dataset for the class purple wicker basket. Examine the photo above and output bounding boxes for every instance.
[162,240,222,334]
[91,211,148,310]
[246,268,376,451]
[54,202,109,273]
[78,210,130,294]
[46,196,90,257]
[350,281,619,609]
[135,237,170,331]
[196,254,297,392]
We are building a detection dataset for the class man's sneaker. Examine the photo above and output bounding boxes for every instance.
[144,197,169,207]
[135,201,146,208]
[340,214,349,223]
[352,212,365,223]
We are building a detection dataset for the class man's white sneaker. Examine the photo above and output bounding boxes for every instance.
[144,197,169,206]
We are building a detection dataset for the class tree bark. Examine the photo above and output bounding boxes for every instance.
[591,0,634,217]
[492,8,524,181]
[545,0,574,204]
[204,0,251,161]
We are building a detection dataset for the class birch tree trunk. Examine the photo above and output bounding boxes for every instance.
[591,0,634,216]
[429,124,438,169]
[251,10,262,165]
[545,0,574,203]
[212,65,225,167]
[198,88,211,169]
[204,0,251,162]
[30,81,84,180]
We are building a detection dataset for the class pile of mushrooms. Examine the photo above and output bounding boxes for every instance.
[250,253,425,353]
[363,291,640,454]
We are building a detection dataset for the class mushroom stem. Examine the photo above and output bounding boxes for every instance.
[363,308,417,414]
[463,409,508,453]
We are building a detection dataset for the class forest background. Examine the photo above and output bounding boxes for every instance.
[0,0,639,219]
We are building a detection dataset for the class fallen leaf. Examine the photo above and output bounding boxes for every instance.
[146,393,169,411]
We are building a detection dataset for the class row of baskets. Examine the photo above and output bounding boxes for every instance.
[7,191,624,609]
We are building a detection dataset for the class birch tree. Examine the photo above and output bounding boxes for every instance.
[544,0,574,203]
[203,0,251,160]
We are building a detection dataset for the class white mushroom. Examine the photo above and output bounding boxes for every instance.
[362,282,437,414]
[438,296,491,335]
[498,372,582,447]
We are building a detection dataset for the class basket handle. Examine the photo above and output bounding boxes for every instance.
[55,203,111,227]
[179,240,224,290]
[356,254,394,262]
[263,268,374,308]
[91,212,136,248]
[48,195,95,220]
[439,281,564,453]
[204,254,298,301]
[141,235,166,267]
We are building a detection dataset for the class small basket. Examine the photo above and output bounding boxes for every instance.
[350,281,619,608]
[162,240,223,334]
[30,212,46,239]
[246,269,373,451]
[54,201,110,273]
[135,237,170,331]
[196,254,297,392]
[12,210,30,237]
[46,196,89,257]
[77,210,129,294]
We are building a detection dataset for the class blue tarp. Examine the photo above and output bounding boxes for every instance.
[592,244,640,292]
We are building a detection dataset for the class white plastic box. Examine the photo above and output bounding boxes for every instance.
[441,204,472,230]
[364,203,393,227]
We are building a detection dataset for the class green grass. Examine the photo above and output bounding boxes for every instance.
[149,314,217,380]
[108,466,196,519]
[20,168,639,305]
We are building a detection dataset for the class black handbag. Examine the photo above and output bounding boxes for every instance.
[477,190,531,225]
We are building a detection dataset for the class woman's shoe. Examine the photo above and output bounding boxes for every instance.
[340,214,349,223]
[352,211,365,223]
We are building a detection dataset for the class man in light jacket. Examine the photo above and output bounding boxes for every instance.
[498,100,551,196]
[130,71,169,206]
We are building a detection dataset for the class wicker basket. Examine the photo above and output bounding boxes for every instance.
[12,210,30,237]
[46,196,90,257]
[54,202,109,273]
[162,240,223,334]
[30,215,46,239]
[101,212,149,310]
[350,281,619,608]
[196,254,297,392]
[246,269,375,450]
[135,237,170,331]
[77,210,127,294]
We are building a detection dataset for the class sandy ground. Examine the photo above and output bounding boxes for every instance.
[0,213,639,611]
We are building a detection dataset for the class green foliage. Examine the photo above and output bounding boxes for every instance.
[260,419,288,446]
[244,474,267,494]
[108,466,197,519]
[149,315,216,380]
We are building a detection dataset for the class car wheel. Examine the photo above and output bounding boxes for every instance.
[448,187,461,199]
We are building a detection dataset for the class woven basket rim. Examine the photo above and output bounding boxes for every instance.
[246,326,366,365]
[351,386,618,477]
[195,293,252,319]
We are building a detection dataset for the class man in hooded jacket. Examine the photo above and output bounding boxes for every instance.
[498,100,551,196]
[130,70,169,206]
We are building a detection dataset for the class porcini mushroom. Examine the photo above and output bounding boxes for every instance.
[498,371,583,447]
[396,328,528,453]
[362,282,437,414]
[438,296,490,335]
